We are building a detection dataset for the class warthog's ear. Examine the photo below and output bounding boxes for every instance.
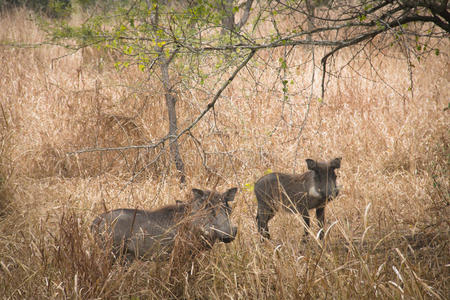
[192,188,205,199]
[223,187,238,202]
[306,159,317,171]
[330,157,342,169]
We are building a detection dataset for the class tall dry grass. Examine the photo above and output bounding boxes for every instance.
[0,8,449,299]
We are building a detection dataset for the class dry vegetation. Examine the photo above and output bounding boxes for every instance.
[1,8,449,299]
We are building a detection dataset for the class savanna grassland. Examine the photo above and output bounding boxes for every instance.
[0,7,449,299]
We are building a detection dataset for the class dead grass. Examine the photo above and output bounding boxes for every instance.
[0,8,449,299]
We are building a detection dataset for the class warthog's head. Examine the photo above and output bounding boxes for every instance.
[189,187,238,245]
[306,157,341,200]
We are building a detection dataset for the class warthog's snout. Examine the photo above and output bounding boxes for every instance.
[323,185,340,198]
[219,226,237,243]
[333,185,343,197]
[210,225,237,243]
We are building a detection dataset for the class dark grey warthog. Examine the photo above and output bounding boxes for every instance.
[255,158,341,240]
[91,187,238,262]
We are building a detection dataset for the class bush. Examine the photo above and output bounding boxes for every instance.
[0,0,71,18]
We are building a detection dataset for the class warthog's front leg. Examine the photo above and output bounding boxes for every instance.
[316,207,325,240]
[256,210,273,240]
[301,208,311,241]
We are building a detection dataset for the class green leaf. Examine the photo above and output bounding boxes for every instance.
[124,45,133,55]
[279,57,287,69]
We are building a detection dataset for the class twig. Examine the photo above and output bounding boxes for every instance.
[67,141,166,155]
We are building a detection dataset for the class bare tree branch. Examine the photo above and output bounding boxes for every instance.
[67,49,256,157]
[174,49,256,138]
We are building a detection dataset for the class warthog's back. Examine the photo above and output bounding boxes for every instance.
[91,206,184,260]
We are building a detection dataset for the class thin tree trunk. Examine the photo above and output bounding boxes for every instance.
[236,0,254,30]
[148,1,185,184]
[220,0,254,33]
[160,56,186,184]
[221,0,235,33]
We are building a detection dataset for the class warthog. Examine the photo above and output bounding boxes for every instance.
[255,158,341,240]
[91,187,238,262]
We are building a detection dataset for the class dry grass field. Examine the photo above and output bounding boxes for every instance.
[0,8,449,299]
